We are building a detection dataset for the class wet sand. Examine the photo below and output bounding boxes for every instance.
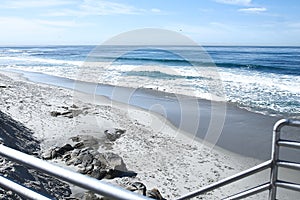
[7,69,289,160]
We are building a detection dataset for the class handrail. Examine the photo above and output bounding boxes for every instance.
[0,175,52,200]
[176,119,300,200]
[276,160,300,171]
[222,183,271,200]
[277,140,300,149]
[269,119,300,199]
[275,180,300,192]
[0,145,150,200]
[176,160,272,200]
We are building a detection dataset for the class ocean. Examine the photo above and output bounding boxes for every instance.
[0,45,299,118]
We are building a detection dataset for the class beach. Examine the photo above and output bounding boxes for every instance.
[0,69,274,199]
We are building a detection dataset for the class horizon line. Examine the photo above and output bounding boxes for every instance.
[1,44,300,48]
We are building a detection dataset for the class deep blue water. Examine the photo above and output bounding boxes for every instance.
[0,45,299,117]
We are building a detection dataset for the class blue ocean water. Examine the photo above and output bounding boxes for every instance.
[0,45,299,117]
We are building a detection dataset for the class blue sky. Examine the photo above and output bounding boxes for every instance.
[0,0,299,46]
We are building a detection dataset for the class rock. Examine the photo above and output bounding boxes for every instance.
[126,182,146,196]
[42,135,137,184]
[50,109,82,118]
[81,152,94,167]
[104,169,120,179]
[42,151,53,160]
[65,149,129,179]
[71,149,81,158]
[89,168,107,180]
[42,147,58,159]
[43,144,74,159]
[61,111,72,117]
[146,188,166,200]
[78,166,88,174]
[0,85,7,88]
[102,152,127,172]
[50,110,71,117]
[50,111,61,117]
[51,148,59,158]
[63,153,72,162]
[72,135,99,150]
[93,154,107,168]
[73,158,83,166]
[99,152,129,179]
[92,158,102,167]
[90,169,101,179]
[70,136,80,142]
[104,128,126,141]
[55,144,74,157]
[68,109,83,118]
[99,170,108,180]
[61,106,69,110]
[60,144,74,152]
[71,104,79,108]
[125,182,166,200]
[74,142,84,149]
[84,191,102,200]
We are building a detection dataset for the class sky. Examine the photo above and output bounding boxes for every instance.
[0,0,300,46]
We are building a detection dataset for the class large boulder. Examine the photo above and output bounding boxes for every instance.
[42,136,135,180]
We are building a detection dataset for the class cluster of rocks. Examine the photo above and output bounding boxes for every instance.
[0,111,72,199]
[126,182,166,200]
[50,104,87,118]
[42,131,166,200]
[42,138,136,180]
[104,128,126,142]
[0,85,8,88]
[0,159,71,199]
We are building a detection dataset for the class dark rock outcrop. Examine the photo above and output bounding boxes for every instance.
[50,105,87,118]
[0,111,72,199]
[42,136,136,180]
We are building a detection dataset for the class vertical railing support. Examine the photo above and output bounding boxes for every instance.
[269,119,289,200]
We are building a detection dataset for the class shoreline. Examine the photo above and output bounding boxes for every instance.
[5,67,297,119]
[2,68,288,160]
[1,70,299,199]
[0,70,264,199]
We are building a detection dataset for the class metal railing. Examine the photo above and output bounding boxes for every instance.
[0,145,150,200]
[177,119,300,200]
[0,119,299,200]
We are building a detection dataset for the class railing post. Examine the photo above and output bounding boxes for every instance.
[269,119,289,200]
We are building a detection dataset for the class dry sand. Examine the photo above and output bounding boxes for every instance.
[0,70,294,199]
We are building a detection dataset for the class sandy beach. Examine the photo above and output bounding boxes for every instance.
[0,70,298,199]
